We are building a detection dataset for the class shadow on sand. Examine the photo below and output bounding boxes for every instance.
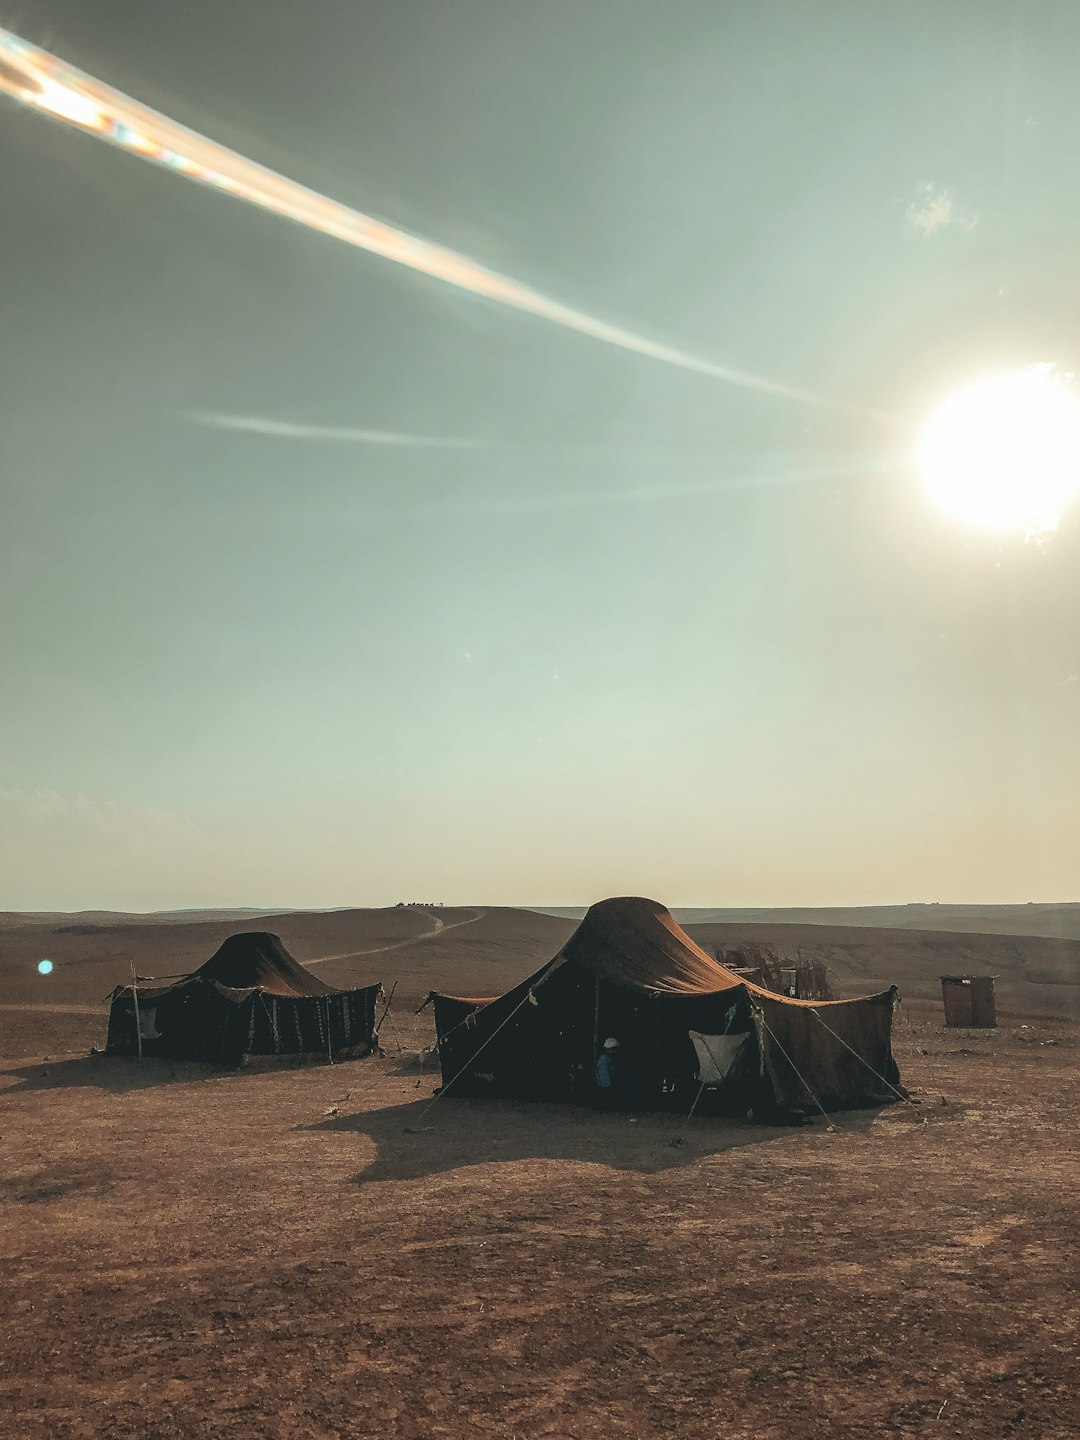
[5,1053,273,1094]
[306,1094,894,1185]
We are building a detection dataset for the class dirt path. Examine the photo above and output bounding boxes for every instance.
[305,907,486,967]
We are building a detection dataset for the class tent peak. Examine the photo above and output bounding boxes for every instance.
[196,930,335,997]
[555,895,744,995]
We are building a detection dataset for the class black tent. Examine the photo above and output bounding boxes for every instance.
[427,897,902,1116]
[107,931,380,1066]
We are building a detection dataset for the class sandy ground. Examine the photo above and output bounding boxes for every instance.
[1,909,1078,1438]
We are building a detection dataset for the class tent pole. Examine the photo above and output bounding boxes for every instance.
[590,975,601,1103]
[384,1001,406,1057]
[130,958,143,1061]
[374,980,397,1035]
[685,1081,707,1122]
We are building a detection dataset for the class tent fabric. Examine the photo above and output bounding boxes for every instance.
[106,931,379,1066]
[750,989,899,1111]
[429,897,902,1115]
[192,931,337,997]
[550,895,741,994]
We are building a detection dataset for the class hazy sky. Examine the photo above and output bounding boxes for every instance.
[3,1,1079,910]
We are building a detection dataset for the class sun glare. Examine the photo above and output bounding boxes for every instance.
[918,365,1080,531]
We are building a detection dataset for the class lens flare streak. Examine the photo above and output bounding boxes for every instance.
[0,26,887,421]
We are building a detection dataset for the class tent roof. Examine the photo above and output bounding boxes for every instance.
[433,897,759,1005]
[111,932,340,1003]
[549,896,745,995]
[545,898,877,1005]
[193,932,336,998]
[433,897,880,1008]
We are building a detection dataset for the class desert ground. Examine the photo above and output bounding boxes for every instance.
[1,905,1078,1438]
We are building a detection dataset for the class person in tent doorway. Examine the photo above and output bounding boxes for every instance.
[595,1036,620,1107]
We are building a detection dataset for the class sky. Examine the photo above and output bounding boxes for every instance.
[2,0,1079,911]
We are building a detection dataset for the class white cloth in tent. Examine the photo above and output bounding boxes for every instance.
[689,1030,748,1086]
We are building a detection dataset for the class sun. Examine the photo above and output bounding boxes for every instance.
[918,365,1080,530]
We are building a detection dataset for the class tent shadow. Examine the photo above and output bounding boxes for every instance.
[308,1094,899,1185]
[6,1053,281,1094]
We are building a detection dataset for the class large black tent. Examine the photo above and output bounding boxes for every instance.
[107,931,380,1066]
[427,897,902,1116]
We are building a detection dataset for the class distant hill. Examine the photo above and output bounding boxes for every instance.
[0,908,283,929]
[531,903,1080,943]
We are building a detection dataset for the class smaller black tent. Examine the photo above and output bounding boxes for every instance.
[107,931,380,1066]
